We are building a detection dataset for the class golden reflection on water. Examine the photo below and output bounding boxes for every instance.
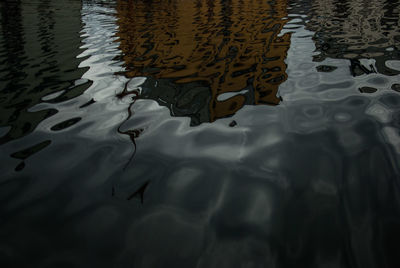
[116,0,290,123]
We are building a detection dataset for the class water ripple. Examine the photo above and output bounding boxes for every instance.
[0,0,400,267]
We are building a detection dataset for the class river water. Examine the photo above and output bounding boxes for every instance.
[1,0,400,267]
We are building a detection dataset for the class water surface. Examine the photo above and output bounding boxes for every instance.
[1,0,400,267]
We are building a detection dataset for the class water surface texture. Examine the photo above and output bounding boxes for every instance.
[1,0,400,267]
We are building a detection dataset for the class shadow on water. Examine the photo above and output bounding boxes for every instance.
[115,0,291,125]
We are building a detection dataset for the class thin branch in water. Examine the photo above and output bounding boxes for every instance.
[116,80,143,170]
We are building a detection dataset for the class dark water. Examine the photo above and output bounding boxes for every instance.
[1,0,400,267]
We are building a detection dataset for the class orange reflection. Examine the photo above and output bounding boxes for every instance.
[116,0,290,123]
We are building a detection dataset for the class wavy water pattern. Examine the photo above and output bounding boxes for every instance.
[0,0,90,145]
[0,0,400,267]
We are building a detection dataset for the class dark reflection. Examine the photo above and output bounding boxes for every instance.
[0,0,26,87]
[79,98,96,108]
[359,86,378,94]
[0,0,90,145]
[116,82,143,169]
[392,84,400,92]
[301,0,400,76]
[10,140,51,160]
[316,65,338,72]
[349,59,376,76]
[10,140,51,171]
[127,180,150,203]
[116,0,291,125]
[50,117,82,131]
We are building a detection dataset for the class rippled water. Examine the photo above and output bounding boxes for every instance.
[1,0,400,267]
